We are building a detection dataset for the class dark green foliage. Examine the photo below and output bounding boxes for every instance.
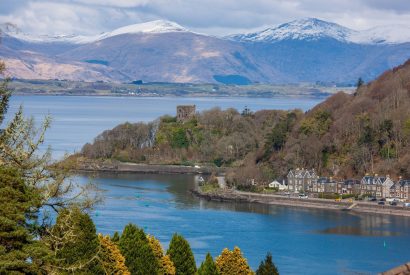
[356,77,364,88]
[256,253,279,275]
[111,231,120,243]
[0,167,48,274]
[166,233,196,275]
[170,128,189,148]
[264,111,298,156]
[49,207,102,274]
[198,253,219,275]
[118,224,159,275]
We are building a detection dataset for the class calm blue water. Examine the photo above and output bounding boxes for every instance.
[5,96,410,274]
[81,172,410,275]
[7,96,320,159]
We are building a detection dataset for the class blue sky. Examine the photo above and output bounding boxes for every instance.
[1,0,410,35]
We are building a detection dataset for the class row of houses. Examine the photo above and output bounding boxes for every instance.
[269,168,410,201]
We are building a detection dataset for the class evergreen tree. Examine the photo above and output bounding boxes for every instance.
[198,253,219,275]
[47,207,102,274]
[98,234,130,275]
[118,224,159,275]
[256,253,279,275]
[0,167,49,274]
[147,235,176,275]
[356,77,364,88]
[111,231,120,243]
[159,255,176,275]
[215,247,253,275]
[166,233,196,275]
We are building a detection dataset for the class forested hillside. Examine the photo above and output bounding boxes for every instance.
[79,59,410,186]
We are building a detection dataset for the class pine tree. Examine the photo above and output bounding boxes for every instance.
[160,254,176,275]
[356,77,364,88]
[215,247,253,275]
[98,234,130,275]
[111,231,120,243]
[0,167,49,274]
[198,253,219,275]
[46,207,102,274]
[256,253,279,275]
[147,234,176,275]
[118,224,159,275]
[166,233,196,275]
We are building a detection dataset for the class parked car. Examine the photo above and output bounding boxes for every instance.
[404,203,410,207]
[379,198,386,202]
[298,194,308,199]
[390,201,398,206]
[378,201,385,205]
[369,197,377,202]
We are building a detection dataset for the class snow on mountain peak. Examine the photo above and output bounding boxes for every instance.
[3,20,190,44]
[228,18,410,45]
[230,18,353,43]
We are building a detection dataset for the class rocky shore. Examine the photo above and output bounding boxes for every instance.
[191,189,410,217]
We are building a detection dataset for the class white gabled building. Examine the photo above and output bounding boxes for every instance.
[268,180,287,191]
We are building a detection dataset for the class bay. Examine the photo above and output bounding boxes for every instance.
[5,95,410,274]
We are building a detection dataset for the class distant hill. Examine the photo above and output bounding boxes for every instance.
[1,18,410,84]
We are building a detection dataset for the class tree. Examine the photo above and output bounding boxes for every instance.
[118,224,159,275]
[356,77,364,88]
[0,167,49,274]
[166,233,196,275]
[198,252,219,275]
[256,253,279,275]
[215,247,253,275]
[147,235,176,275]
[111,231,120,243]
[46,207,102,274]
[97,234,130,275]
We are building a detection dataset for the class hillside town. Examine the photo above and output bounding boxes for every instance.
[271,168,410,203]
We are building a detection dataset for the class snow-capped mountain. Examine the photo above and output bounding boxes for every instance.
[3,20,190,44]
[228,18,410,45]
[229,18,353,43]
[1,18,410,84]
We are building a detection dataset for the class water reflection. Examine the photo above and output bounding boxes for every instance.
[317,226,400,236]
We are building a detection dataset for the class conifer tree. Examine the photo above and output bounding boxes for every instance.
[98,234,130,275]
[198,252,219,275]
[46,207,102,274]
[147,234,176,275]
[0,167,49,274]
[215,247,253,275]
[166,233,196,275]
[256,253,279,275]
[111,231,120,243]
[118,224,159,275]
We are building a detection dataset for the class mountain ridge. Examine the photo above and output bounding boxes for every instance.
[1,18,410,84]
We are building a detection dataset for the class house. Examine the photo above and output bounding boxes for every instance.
[312,177,337,193]
[287,168,318,193]
[359,174,391,198]
[337,179,360,195]
[268,180,287,191]
[177,105,196,122]
[391,178,410,201]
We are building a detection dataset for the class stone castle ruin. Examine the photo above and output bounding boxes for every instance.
[177,105,196,122]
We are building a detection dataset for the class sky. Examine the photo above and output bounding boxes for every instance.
[1,0,410,36]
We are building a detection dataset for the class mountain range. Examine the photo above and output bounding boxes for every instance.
[1,18,410,84]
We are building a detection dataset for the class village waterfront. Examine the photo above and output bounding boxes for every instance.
[8,95,410,274]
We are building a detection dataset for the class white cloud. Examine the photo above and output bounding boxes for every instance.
[0,0,409,36]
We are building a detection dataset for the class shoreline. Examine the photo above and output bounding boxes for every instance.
[72,159,224,175]
[191,189,410,217]
[71,159,410,217]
